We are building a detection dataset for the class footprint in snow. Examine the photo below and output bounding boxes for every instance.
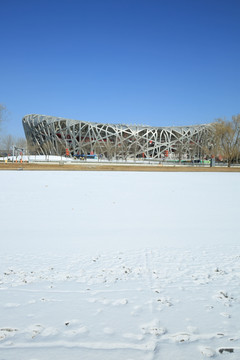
[199,346,215,357]
[113,298,128,306]
[220,312,231,318]
[171,333,190,342]
[40,327,59,337]
[141,320,167,336]
[0,328,18,341]
[26,324,44,339]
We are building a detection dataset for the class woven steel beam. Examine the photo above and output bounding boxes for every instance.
[22,114,213,160]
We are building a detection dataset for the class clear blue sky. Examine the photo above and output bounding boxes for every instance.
[1,0,240,137]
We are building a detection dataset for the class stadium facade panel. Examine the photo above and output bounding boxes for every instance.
[22,114,213,160]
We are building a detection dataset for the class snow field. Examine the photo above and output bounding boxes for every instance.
[0,171,240,359]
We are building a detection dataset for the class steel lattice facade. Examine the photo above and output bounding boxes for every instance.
[22,114,213,160]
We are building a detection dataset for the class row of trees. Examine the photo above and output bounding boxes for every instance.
[0,104,27,155]
[0,134,27,154]
[212,115,240,167]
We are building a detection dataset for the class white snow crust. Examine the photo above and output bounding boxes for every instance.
[0,171,240,359]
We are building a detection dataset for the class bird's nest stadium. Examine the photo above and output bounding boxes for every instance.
[22,114,213,160]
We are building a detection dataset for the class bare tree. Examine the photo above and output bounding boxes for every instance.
[104,139,115,161]
[213,115,240,167]
[93,141,105,159]
[1,134,15,154]
[27,142,40,155]
[1,135,27,153]
[175,141,184,162]
[15,137,27,149]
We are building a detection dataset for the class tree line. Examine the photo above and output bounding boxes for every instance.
[0,104,27,155]
[212,115,240,167]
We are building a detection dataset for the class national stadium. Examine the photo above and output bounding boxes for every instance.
[22,114,213,160]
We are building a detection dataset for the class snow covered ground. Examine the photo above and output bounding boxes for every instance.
[0,171,240,359]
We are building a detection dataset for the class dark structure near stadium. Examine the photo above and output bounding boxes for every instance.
[22,114,213,160]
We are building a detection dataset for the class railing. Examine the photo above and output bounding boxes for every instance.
[1,155,240,168]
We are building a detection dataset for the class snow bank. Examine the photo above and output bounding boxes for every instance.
[0,155,72,162]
